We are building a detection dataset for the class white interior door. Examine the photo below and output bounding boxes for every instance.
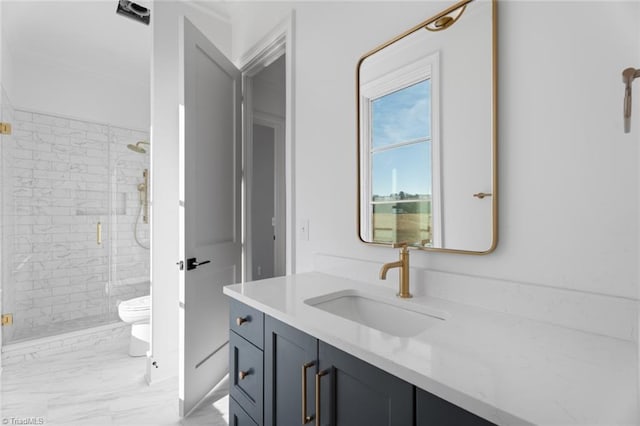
[178,17,241,417]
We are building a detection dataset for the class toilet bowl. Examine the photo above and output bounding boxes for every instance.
[118,295,150,357]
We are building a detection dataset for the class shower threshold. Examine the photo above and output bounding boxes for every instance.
[7,313,121,345]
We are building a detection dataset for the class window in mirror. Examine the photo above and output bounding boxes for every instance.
[357,0,497,253]
[360,54,441,247]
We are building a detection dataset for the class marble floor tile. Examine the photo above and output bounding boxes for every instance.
[1,335,229,425]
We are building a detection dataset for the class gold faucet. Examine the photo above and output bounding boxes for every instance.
[379,242,412,299]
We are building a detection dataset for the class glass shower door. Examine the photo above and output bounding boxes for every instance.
[0,107,150,347]
[1,110,113,343]
[0,87,10,354]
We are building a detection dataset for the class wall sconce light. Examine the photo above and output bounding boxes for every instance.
[424,2,469,32]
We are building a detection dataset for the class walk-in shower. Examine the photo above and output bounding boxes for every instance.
[0,107,151,346]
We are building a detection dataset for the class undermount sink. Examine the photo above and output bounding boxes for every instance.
[304,290,447,337]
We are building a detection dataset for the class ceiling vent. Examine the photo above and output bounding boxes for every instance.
[116,0,150,25]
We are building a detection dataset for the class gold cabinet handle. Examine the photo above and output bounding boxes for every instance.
[315,370,329,426]
[473,192,492,199]
[97,221,102,245]
[236,316,248,326]
[301,362,315,424]
[238,370,250,380]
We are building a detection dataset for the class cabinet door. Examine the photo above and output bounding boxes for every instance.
[416,387,495,426]
[264,317,318,426]
[318,342,413,426]
[229,331,263,424]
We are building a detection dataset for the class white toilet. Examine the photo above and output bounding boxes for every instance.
[118,295,151,357]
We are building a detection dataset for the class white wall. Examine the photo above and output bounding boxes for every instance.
[1,0,151,131]
[9,51,148,130]
[0,3,14,104]
[150,0,231,383]
[232,1,639,340]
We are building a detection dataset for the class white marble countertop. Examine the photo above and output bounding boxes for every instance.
[223,272,639,425]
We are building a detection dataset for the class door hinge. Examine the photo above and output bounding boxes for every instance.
[0,122,12,135]
[2,313,13,326]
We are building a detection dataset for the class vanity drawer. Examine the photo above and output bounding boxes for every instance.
[230,396,259,426]
[229,330,263,424]
[230,300,264,349]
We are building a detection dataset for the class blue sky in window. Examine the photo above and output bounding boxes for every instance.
[372,79,431,148]
[372,143,431,196]
[371,79,432,197]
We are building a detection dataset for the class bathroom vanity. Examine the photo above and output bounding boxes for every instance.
[224,273,638,425]
[227,298,490,426]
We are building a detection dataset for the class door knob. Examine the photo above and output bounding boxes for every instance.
[186,258,211,271]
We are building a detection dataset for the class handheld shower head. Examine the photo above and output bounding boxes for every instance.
[127,141,149,154]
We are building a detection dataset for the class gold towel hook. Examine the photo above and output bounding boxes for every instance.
[622,67,640,133]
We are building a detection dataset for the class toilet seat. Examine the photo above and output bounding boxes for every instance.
[120,295,150,311]
[118,295,150,323]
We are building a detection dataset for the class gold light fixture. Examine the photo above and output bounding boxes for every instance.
[424,1,470,32]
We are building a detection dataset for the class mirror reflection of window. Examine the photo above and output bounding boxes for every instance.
[370,80,433,245]
[358,0,496,253]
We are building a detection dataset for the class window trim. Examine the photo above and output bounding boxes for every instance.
[359,51,442,246]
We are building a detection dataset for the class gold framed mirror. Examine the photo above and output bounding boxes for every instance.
[357,0,497,254]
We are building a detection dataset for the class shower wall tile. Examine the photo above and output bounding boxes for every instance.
[3,110,150,344]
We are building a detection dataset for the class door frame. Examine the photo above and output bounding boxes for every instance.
[249,112,286,280]
[238,13,296,281]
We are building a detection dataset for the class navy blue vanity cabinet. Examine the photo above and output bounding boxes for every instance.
[416,387,495,426]
[229,397,259,426]
[264,316,318,426]
[318,341,414,426]
[229,300,265,425]
[228,299,495,426]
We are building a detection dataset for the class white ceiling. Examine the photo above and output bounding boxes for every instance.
[2,1,154,83]
[2,1,292,88]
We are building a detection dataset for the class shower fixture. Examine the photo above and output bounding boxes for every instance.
[116,0,150,25]
[134,168,150,250]
[138,169,149,224]
[623,67,640,133]
[127,140,149,154]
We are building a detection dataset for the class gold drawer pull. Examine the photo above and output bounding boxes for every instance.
[301,362,315,424]
[236,316,249,326]
[238,370,250,380]
[315,369,329,426]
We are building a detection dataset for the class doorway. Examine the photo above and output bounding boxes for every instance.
[245,56,286,281]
